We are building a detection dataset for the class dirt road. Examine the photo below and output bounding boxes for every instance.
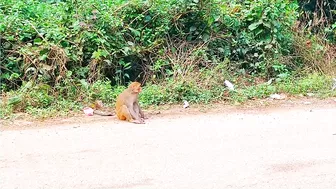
[1,99,336,189]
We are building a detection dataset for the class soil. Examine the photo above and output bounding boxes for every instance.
[1,96,336,189]
[1,96,335,131]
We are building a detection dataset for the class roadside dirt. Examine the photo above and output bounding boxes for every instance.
[1,96,336,189]
[1,96,336,131]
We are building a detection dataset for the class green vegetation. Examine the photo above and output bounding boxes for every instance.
[1,0,336,119]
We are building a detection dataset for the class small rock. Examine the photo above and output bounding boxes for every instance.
[303,102,312,105]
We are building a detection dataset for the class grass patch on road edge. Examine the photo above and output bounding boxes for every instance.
[1,73,335,120]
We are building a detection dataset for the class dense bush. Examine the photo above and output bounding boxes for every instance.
[298,0,336,41]
[1,0,336,119]
[0,0,299,92]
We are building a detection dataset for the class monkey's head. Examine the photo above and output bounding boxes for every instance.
[128,81,142,94]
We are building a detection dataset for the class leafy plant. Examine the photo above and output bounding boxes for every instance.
[0,0,335,120]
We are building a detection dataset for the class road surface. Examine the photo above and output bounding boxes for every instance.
[1,101,336,189]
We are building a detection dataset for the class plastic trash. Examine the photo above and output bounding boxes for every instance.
[83,107,94,116]
[224,80,234,91]
[269,93,286,100]
[183,100,189,108]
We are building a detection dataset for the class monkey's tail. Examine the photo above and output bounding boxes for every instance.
[93,110,114,116]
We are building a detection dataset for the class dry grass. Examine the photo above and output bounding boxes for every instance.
[21,44,68,84]
[293,31,336,76]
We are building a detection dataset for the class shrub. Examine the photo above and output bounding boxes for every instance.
[0,0,299,92]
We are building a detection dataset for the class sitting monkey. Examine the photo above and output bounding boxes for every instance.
[115,82,146,124]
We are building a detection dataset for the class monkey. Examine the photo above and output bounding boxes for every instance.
[115,81,146,124]
[90,100,114,116]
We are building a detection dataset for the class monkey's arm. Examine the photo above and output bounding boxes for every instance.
[138,106,147,119]
[134,101,146,118]
[127,102,141,120]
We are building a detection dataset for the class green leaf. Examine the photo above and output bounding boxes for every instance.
[122,47,131,55]
[255,29,263,36]
[34,38,43,45]
[80,79,89,90]
[101,50,108,57]
[0,73,10,79]
[263,22,271,28]
[202,33,210,42]
[8,96,22,106]
[213,15,220,22]
[145,15,151,22]
[66,71,72,77]
[248,21,262,31]
[92,51,101,59]
[9,73,20,80]
[104,59,112,65]
[189,26,197,32]
[129,27,141,37]
[0,23,5,32]
[127,41,135,46]
[39,54,48,61]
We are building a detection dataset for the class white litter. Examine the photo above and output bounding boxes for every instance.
[269,93,286,100]
[332,78,336,90]
[306,93,314,97]
[224,80,235,91]
[183,100,189,108]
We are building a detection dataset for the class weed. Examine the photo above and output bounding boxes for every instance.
[0,0,335,120]
[292,32,336,75]
[277,73,332,94]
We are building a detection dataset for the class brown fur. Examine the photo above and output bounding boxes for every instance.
[115,82,146,124]
[90,100,113,116]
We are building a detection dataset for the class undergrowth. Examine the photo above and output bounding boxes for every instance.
[1,72,335,120]
[1,0,336,120]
